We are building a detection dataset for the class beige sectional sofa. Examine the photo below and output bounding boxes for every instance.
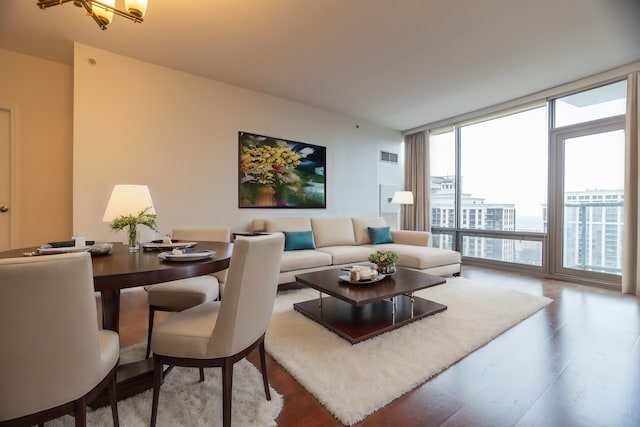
[250,216,462,285]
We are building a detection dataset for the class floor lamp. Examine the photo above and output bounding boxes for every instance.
[391,191,414,230]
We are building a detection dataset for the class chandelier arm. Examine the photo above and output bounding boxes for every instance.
[89,0,144,23]
[37,0,76,9]
[36,0,144,29]
[73,0,107,30]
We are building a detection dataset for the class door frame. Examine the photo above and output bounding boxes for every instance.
[548,115,625,285]
[0,105,21,250]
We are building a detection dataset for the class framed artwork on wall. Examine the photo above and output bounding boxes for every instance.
[238,131,326,208]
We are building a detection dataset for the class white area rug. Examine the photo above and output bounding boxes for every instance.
[266,276,552,426]
[48,343,283,426]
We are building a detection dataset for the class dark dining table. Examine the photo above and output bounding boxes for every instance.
[90,241,233,332]
[0,240,234,405]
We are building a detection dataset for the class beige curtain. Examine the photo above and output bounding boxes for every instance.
[622,72,640,296]
[402,131,430,231]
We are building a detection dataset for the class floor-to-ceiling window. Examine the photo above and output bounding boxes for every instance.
[430,129,456,250]
[549,80,626,284]
[459,107,547,267]
[430,107,548,272]
[429,79,627,286]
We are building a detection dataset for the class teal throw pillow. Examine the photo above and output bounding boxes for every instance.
[283,230,316,251]
[368,226,393,244]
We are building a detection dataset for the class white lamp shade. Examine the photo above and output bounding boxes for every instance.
[92,0,115,24]
[102,184,156,222]
[125,0,148,17]
[391,191,414,205]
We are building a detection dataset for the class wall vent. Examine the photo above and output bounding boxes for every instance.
[380,151,398,163]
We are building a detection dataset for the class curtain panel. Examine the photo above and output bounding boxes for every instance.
[402,131,430,231]
[622,72,640,296]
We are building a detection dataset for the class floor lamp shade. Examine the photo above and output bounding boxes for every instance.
[391,190,413,230]
[391,191,414,205]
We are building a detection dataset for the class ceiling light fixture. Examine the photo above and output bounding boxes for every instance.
[37,0,148,31]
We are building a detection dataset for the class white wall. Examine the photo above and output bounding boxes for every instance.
[72,44,402,243]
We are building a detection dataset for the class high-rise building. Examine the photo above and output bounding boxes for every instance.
[431,176,516,261]
[562,189,624,274]
[430,176,623,273]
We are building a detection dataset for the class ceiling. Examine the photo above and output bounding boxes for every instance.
[1,0,639,131]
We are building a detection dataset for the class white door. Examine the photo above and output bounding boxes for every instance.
[0,108,10,251]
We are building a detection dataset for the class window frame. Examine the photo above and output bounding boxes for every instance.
[548,115,625,285]
[427,78,628,287]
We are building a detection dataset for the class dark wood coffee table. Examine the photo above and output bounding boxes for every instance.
[294,267,447,344]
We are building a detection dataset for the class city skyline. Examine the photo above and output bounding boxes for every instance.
[430,175,624,273]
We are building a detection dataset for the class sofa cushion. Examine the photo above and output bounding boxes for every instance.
[368,226,393,244]
[280,249,332,273]
[315,246,375,265]
[366,243,461,269]
[311,217,356,248]
[390,230,430,246]
[284,230,316,251]
[352,217,388,245]
[265,217,312,232]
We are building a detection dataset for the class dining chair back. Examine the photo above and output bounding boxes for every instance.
[209,233,283,356]
[150,233,284,427]
[171,228,231,285]
[0,252,120,426]
[144,227,230,358]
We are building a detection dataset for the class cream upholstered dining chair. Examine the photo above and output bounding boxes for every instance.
[0,252,120,427]
[149,233,284,427]
[144,227,230,358]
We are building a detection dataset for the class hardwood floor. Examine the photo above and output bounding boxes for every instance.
[108,266,640,427]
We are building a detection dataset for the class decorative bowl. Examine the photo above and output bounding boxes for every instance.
[89,242,113,256]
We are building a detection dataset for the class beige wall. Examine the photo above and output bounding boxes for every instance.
[72,44,402,243]
[1,45,402,248]
[0,49,73,247]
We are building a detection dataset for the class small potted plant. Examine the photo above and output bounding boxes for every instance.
[109,207,158,252]
[368,250,399,274]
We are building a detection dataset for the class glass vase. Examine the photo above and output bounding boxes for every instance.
[377,263,395,274]
[128,225,140,252]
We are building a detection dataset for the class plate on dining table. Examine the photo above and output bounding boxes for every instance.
[158,249,215,262]
[142,241,197,250]
[37,245,92,254]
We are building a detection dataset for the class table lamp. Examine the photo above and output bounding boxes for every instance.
[102,184,157,252]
